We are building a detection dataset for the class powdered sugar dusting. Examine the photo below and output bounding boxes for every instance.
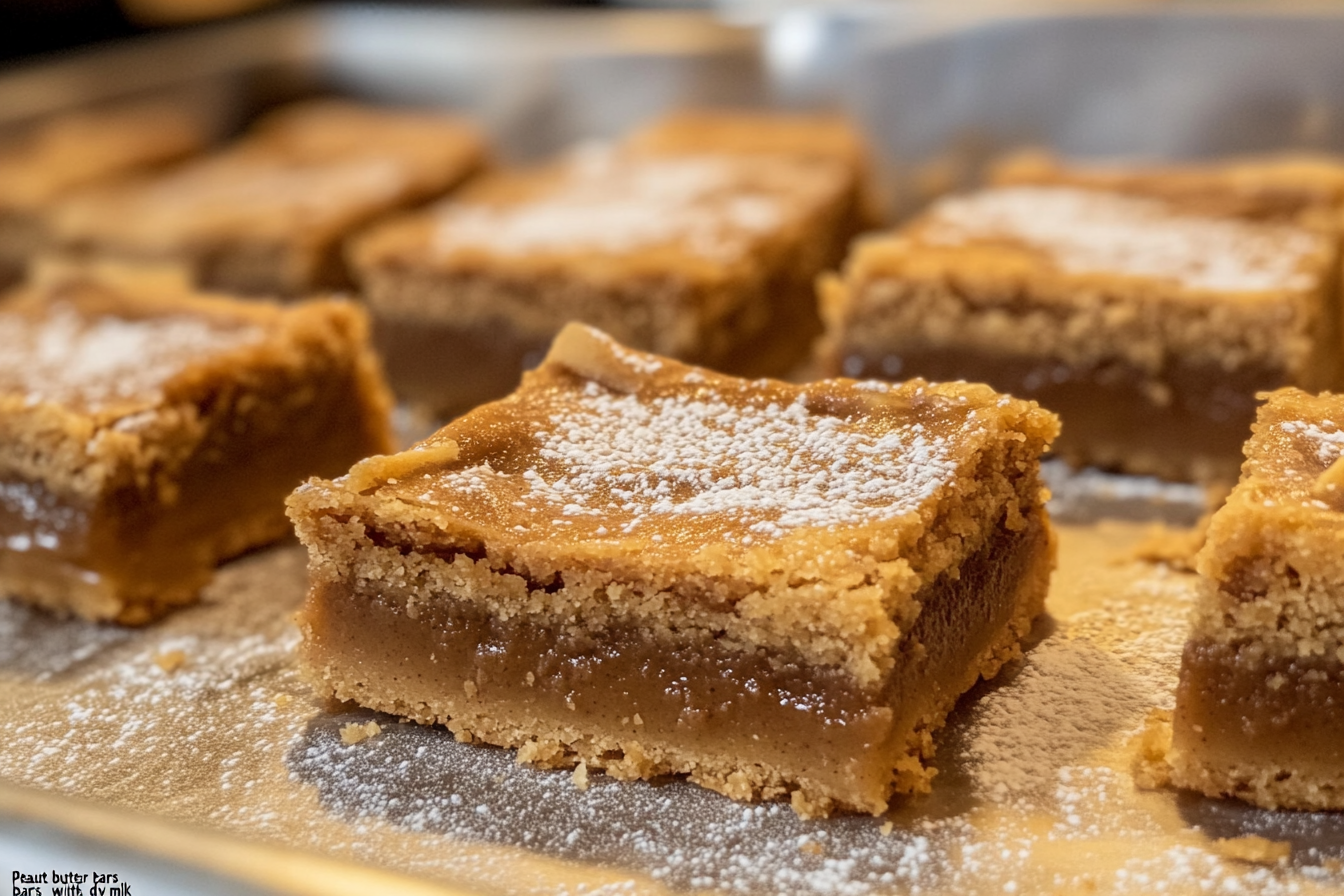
[96,156,409,236]
[0,304,263,411]
[1280,419,1344,465]
[922,186,1318,293]
[434,153,785,262]
[966,565,1194,804]
[442,387,960,540]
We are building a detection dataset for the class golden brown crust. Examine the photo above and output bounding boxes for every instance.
[818,178,1343,482]
[821,186,1338,379]
[1168,388,1344,809]
[624,108,882,227]
[626,109,871,169]
[0,270,392,501]
[992,148,1344,226]
[351,146,849,286]
[0,268,394,622]
[1189,388,1344,653]
[295,509,1054,817]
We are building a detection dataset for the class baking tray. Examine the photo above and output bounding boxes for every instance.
[3,5,1344,894]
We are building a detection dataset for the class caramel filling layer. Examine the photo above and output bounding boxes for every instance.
[300,509,1049,810]
[1174,639,1344,781]
[838,348,1279,481]
[0,366,383,622]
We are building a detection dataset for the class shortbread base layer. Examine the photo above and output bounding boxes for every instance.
[297,510,1052,817]
[1170,639,1344,810]
[828,347,1279,483]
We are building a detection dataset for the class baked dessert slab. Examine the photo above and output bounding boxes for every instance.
[1169,388,1344,810]
[350,143,857,418]
[0,99,210,288]
[0,269,394,624]
[288,323,1059,816]
[818,184,1342,483]
[48,99,488,296]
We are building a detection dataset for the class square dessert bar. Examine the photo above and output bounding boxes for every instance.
[0,99,210,288]
[48,100,488,296]
[350,144,857,417]
[288,323,1059,816]
[0,270,394,624]
[818,183,1342,483]
[1169,388,1344,809]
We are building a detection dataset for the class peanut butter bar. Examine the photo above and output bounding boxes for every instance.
[0,270,394,624]
[1168,388,1344,809]
[818,184,1342,483]
[350,142,858,417]
[0,99,209,287]
[49,100,487,296]
[288,323,1058,817]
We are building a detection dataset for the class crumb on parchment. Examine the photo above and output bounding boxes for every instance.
[152,650,187,673]
[1211,835,1292,865]
[340,720,382,744]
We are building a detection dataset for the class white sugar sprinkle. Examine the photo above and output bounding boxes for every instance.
[444,388,960,540]
[1281,420,1344,464]
[435,155,784,262]
[922,186,1318,293]
[0,304,264,411]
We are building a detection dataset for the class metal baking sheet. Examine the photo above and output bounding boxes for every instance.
[4,5,1344,893]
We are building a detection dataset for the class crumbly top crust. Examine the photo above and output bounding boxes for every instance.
[1216,388,1344,510]
[0,270,391,502]
[49,100,486,248]
[0,292,263,414]
[0,100,209,213]
[1194,388,1344,653]
[914,186,1321,295]
[992,149,1344,221]
[351,146,848,277]
[299,323,1056,564]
